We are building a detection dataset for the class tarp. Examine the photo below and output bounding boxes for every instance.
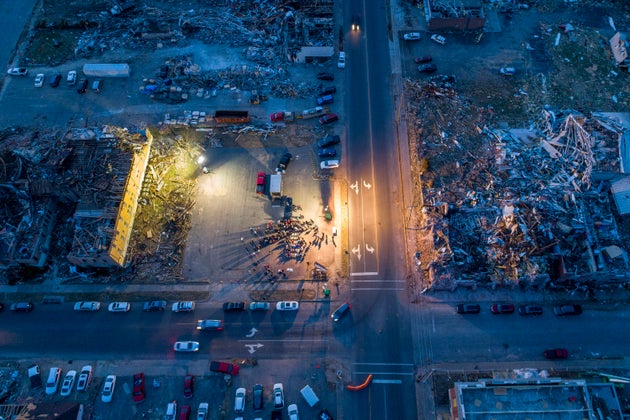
[82,63,130,77]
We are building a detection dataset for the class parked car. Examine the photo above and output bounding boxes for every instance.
[60,370,76,396]
[108,302,130,312]
[250,302,270,311]
[10,302,34,312]
[196,319,224,331]
[500,67,516,76]
[144,300,166,311]
[77,79,88,94]
[67,70,77,85]
[101,375,116,403]
[165,401,178,420]
[196,403,209,420]
[183,375,194,398]
[276,301,299,311]
[235,387,246,413]
[431,34,447,45]
[45,367,62,395]
[270,112,286,122]
[7,67,28,76]
[209,361,240,375]
[132,373,145,403]
[553,304,582,316]
[273,383,284,408]
[415,56,433,63]
[351,14,360,31]
[172,301,195,312]
[288,403,299,420]
[223,301,246,312]
[319,113,339,124]
[317,72,334,81]
[544,348,569,359]
[319,409,334,420]
[277,153,292,172]
[76,365,92,391]
[92,79,103,93]
[317,134,341,148]
[179,405,191,420]
[337,52,346,69]
[28,364,42,389]
[319,86,337,95]
[253,384,264,411]
[34,73,45,87]
[418,64,438,73]
[490,304,515,314]
[50,74,62,88]
[403,32,421,41]
[518,305,543,315]
[318,148,337,158]
[174,341,200,352]
[456,303,480,314]
[331,302,351,322]
[316,94,334,106]
[74,301,101,311]
[320,160,340,169]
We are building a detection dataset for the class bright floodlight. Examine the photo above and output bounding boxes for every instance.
[197,155,206,165]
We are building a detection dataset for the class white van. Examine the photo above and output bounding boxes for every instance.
[45,367,62,395]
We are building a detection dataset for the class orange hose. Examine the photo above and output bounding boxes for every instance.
[346,374,373,391]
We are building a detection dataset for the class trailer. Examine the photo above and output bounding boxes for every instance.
[300,385,320,407]
[82,63,130,77]
[214,110,250,124]
[269,173,282,198]
[301,106,329,119]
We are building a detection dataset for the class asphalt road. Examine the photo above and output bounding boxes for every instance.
[344,0,417,418]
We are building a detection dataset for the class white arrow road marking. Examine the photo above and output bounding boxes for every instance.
[363,180,372,190]
[365,244,374,254]
[245,328,258,338]
[245,343,264,354]
[351,245,362,260]
[350,180,359,195]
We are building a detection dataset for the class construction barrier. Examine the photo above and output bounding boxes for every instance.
[346,374,373,391]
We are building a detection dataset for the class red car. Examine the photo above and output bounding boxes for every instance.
[256,172,266,194]
[544,348,568,359]
[490,304,515,314]
[319,113,338,125]
[209,361,240,375]
[183,375,194,398]
[415,55,433,63]
[270,112,285,122]
[179,405,191,420]
[132,373,145,403]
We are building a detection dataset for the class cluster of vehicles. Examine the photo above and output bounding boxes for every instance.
[7,67,101,93]
[401,32,446,73]
[233,382,302,420]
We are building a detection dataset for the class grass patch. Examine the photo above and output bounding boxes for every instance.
[26,29,82,66]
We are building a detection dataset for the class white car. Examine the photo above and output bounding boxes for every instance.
[76,365,92,391]
[431,34,447,45]
[165,401,177,420]
[337,51,346,69]
[60,370,76,396]
[174,341,200,352]
[403,32,421,41]
[235,387,246,413]
[197,402,209,420]
[34,73,44,87]
[320,160,340,169]
[101,375,116,403]
[273,383,284,408]
[74,301,101,311]
[108,302,130,312]
[288,403,299,420]
[172,301,195,312]
[7,67,28,76]
[276,301,299,311]
[67,70,77,85]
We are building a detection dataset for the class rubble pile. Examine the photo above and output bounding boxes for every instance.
[406,77,630,292]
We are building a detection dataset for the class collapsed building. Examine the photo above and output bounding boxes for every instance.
[423,0,486,31]
[407,76,630,292]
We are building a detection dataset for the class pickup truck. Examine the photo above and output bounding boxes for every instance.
[209,361,240,375]
[256,172,266,194]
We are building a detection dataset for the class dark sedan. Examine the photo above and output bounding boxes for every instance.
[553,304,582,316]
[222,302,245,312]
[418,64,438,73]
[319,113,339,125]
[544,348,568,359]
[518,305,543,315]
[318,148,337,158]
[415,55,433,63]
[317,72,334,81]
[456,304,480,314]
